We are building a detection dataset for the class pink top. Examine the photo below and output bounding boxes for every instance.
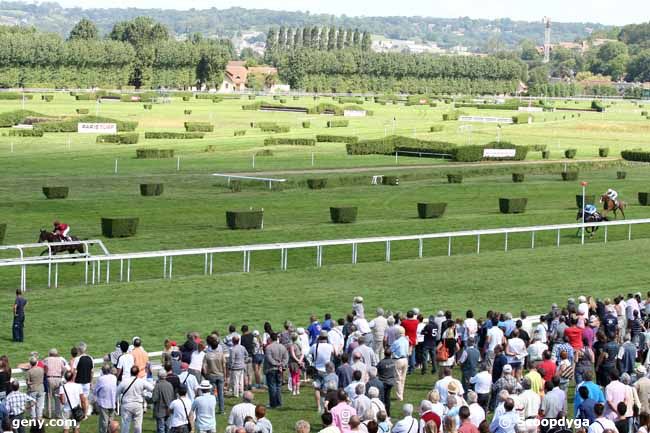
[331,402,357,433]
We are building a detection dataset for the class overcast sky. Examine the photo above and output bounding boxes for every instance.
[50,0,650,25]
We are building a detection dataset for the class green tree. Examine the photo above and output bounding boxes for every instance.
[361,31,372,51]
[353,29,361,48]
[337,28,345,50]
[68,18,98,41]
[627,49,650,82]
[293,27,302,48]
[589,41,629,80]
[278,26,286,49]
[302,27,311,49]
[310,26,319,49]
[344,29,353,48]
[319,28,328,51]
[265,28,278,53]
[328,27,337,51]
[519,39,540,61]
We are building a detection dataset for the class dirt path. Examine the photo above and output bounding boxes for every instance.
[229,158,620,177]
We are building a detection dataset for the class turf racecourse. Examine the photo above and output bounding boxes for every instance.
[1,94,650,431]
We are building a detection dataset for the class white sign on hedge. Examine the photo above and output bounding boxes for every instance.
[459,116,513,124]
[344,110,367,117]
[518,106,543,113]
[78,123,117,134]
[483,148,516,158]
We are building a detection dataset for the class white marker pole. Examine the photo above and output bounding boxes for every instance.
[10,142,14,153]
[114,159,118,174]
[311,152,314,167]
[252,153,256,168]
[177,156,180,171]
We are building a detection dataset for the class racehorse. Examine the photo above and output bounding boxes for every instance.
[600,194,626,219]
[38,229,85,256]
[576,210,608,237]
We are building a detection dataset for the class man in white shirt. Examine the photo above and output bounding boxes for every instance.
[227,391,256,428]
[527,337,548,367]
[178,365,199,402]
[587,403,618,433]
[191,381,216,433]
[351,383,371,420]
[470,366,492,410]
[116,341,135,384]
[353,335,377,368]
[310,331,335,413]
[169,387,192,433]
[117,366,154,433]
[328,321,345,357]
[466,391,485,428]
[518,378,541,422]
[59,371,87,433]
[434,367,463,405]
[486,323,505,372]
[464,311,478,340]
[369,308,388,360]
[391,404,418,433]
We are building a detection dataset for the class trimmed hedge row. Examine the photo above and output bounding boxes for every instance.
[327,120,349,128]
[561,171,579,181]
[0,110,49,127]
[447,174,463,183]
[499,198,527,214]
[382,176,399,186]
[261,125,290,133]
[7,129,44,137]
[302,121,311,128]
[0,93,33,100]
[140,183,164,196]
[101,217,139,238]
[97,133,139,144]
[417,203,446,219]
[0,223,5,244]
[511,113,533,124]
[337,97,364,104]
[42,95,54,102]
[308,103,343,116]
[639,193,650,206]
[564,149,577,159]
[226,210,263,230]
[621,150,650,162]
[264,138,316,146]
[617,171,627,180]
[330,207,357,224]
[251,122,279,129]
[430,125,444,132]
[316,135,358,144]
[599,147,609,157]
[144,132,205,139]
[35,116,138,132]
[512,173,525,183]
[75,93,96,101]
[136,149,175,159]
[42,187,69,199]
[184,122,214,132]
[76,109,89,115]
[307,179,327,189]
[234,130,246,137]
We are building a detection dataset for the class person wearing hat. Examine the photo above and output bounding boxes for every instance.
[178,362,199,402]
[192,380,216,433]
[434,367,464,405]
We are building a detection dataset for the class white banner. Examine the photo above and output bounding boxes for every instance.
[78,123,117,134]
[459,116,513,124]
[344,110,367,117]
[483,148,516,158]
[518,106,543,112]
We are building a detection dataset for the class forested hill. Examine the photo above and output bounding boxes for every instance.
[0,1,609,50]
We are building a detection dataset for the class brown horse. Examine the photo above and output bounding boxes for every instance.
[38,229,86,256]
[600,194,626,219]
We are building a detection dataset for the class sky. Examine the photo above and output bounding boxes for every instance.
[49,0,650,26]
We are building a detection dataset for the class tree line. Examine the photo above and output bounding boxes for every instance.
[0,18,233,88]
[265,26,372,53]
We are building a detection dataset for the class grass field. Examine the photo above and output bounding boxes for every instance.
[1,94,649,431]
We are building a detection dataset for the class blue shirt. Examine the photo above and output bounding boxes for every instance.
[390,336,409,359]
[490,410,519,433]
[307,322,321,345]
[94,374,117,410]
[503,319,516,337]
[191,395,216,432]
[577,398,597,424]
[573,381,605,417]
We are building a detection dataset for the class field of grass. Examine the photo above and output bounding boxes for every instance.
[1,94,649,431]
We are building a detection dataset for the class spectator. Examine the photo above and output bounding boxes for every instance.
[12,289,27,343]
[255,405,273,433]
[117,366,154,433]
[418,400,441,433]
[263,333,288,409]
[202,334,227,414]
[457,406,479,433]
[192,380,216,433]
[229,336,248,398]
[73,342,94,416]
[116,341,135,384]
[376,348,395,416]
[95,364,118,433]
[466,392,485,428]
[318,412,339,433]
[489,398,517,433]
[5,380,35,433]
[295,420,311,433]
[168,386,192,433]
[470,365,492,411]
[178,363,199,402]
[25,357,44,421]
[587,403,616,433]
[576,386,597,425]
[131,338,149,380]
[369,308,388,360]
[330,390,357,433]
[228,391,255,428]
[391,404,417,433]
[43,348,67,418]
[59,371,87,433]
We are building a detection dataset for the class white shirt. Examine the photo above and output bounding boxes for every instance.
[328,328,345,355]
[468,403,485,427]
[354,318,371,335]
[310,342,334,372]
[535,323,548,344]
[506,338,527,362]
[416,323,425,343]
[391,416,418,433]
[627,298,640,321]
[369,316,388,339]
[487,327,504,351]
[178,371,199,401]
[464,318,478,337]
[434,376,463,404]
[117,353,134,382]
[519,389,541,419]
[189,351,205,372]
[527,341,548,361]
[59,382,83,412]
[470,371,492,394]
[587,417,617,433]
[228,402,256,427]
[169,397,192,428]
[578,303,589,317]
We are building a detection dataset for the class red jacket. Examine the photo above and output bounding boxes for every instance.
[401,319,419,346]
[56,223,69,232]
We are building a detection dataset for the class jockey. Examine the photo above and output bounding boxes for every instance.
[606,188,618,206]
[584,204,597,216]
[53,220,71,241]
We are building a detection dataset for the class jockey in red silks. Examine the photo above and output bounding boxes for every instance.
[53,220,71,241]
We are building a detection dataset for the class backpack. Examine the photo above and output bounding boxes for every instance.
[436,343,450,362]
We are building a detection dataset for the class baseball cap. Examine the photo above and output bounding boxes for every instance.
[503,365,513,374]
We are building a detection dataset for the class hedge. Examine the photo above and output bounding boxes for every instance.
[302,121,311,128]
[346,135,457,158]
[599,147,609,157]
[75,93,96,101]
[140,183,164,196]
[576,195,596,209]
[0,110,49,127]
[144,132,204,139]
[135,149,175,159]
[617,171,627,180]
[252,122,279,129]
[307,179,327,190]
[234,130,246,137]
[430,125,444,132]
[7,129,44,137]
[511,113,533,124]
[564,149,577,159]
[327,120,349,128]
[76,109,89,115]
[483,142,528,161]
[35,116,138,133]
[642,111,648,116]
[591,100,605,112]
[308,103,343,116]
[42,186,69,199]
[447,174,463,184]
[330,207,357,224]
[316,135,358,144]
[417,203,447,219]
[442,111,461,121]
[242,102,263,111]
[338,97,364,104]
[512,173,525,183]
[143,104,153,110]
[229,180,241,192]
[621,150,650,162]
[42,95,54,102]
[97,133,139,144]
[0,223,5,244]
[256,149,273,157]
[195,94,218,99]
[261,125,290,133]
[561,171,579,181]
[101,217,139,238]
[264,138,316,146]
[382,176,399,186]
[499,198,527,214]
[184,122,214,132]
[542,150,550,159]
[226,210,264,230]
[184,110,192,115]
[182,96,191,102]
[639,193,650,206]
[0,93,33,100]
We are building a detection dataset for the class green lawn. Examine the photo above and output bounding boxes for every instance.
[1,94,649,431]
